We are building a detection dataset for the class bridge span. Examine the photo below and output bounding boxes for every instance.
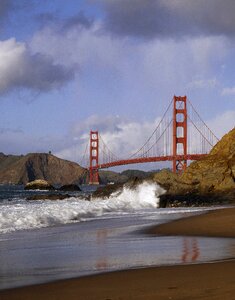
[86,96,218,184]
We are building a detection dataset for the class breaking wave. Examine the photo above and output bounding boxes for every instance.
[0,182,165,234]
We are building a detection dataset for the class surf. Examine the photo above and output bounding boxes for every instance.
[0,182,165,234]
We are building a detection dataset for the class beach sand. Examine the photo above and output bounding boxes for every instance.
[1,207,235,300]
[149,206,235,238]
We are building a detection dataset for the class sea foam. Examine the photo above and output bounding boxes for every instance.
[0,181,165,234]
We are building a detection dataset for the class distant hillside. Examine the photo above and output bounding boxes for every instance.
[0,153,86,185]
[99,169,158,184]
[98,170,128,184]
[121,169,157,179]
[0,152,161,186]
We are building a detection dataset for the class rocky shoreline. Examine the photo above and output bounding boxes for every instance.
[158,190,234,207]
[24,180,89,201]
[93,177,234,208]
[93,127,235,207]
[2,127,234,205]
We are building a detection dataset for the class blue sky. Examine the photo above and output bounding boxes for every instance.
[0,0,234,169]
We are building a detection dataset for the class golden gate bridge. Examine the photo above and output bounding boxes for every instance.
[81,96,218,184]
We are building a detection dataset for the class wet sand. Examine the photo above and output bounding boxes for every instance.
[1,206,235,300]
[149,206,235,238]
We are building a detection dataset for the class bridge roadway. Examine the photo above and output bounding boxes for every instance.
[90,154,207,170]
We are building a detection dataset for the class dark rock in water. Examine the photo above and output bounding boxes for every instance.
[24,179,54,190]
[27,193,92,201]
[93,177,147,199]
[59,184,81,191]
[93,182,124,198]
[158,192,232,208]
[27,194,71,201]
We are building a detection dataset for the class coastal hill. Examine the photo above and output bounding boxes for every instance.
[0,153,154,186]
[0,153,86,186]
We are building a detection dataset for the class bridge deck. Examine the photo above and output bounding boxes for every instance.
[90,154,207,170]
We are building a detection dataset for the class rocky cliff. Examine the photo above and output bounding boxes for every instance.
[153,127,235,205]
[181,127,235,193]
[0,153,86,185]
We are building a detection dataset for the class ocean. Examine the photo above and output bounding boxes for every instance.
[0,182,234,290]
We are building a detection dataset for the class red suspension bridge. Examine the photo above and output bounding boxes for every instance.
[82,96,218,184]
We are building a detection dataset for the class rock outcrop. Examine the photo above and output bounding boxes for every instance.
[153,127,235,206]
[93,177,149,199]
[59,184,81,191]
[24,179,54,190]
[0,153,86,185]
[27,194,71,200]
[181,127,235,193]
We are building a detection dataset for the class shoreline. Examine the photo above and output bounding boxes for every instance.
[148,206,235,238]
[1,206,235,299]
[1,260,235,300]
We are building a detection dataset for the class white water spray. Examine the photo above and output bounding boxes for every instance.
[0,182,165,234]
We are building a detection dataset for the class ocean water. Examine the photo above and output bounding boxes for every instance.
[0,182,234,289]
[0,182,164,234]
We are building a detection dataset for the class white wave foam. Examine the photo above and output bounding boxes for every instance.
[0,182,165,234]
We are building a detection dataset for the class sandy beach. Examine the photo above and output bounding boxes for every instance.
[149,207,235,238]
[1,206,235,300]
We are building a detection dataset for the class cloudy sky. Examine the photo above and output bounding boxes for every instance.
[0,0,234,169]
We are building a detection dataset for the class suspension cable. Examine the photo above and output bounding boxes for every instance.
[188,99,219,141]
[99,133,120,162]
[129,98,174,158]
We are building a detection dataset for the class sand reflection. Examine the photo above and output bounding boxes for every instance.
[182,238,200,263]
[96,229,109,270]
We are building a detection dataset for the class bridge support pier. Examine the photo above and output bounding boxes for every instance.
[89,131,99,185]
[173,96,188,173]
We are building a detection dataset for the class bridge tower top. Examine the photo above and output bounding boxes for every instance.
[172,95,187,173]
[89,131,99,184]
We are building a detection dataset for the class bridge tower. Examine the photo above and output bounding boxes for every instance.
[89,131,99,184]
[172,95,188,173]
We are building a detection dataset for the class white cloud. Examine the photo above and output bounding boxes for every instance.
[54,114,162,166]
[187,78,218,89]
[29,21,231,107]
[221,86,235,96]
[0,38,74,94]
[30,22,124,69]
[207,110,235,138]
